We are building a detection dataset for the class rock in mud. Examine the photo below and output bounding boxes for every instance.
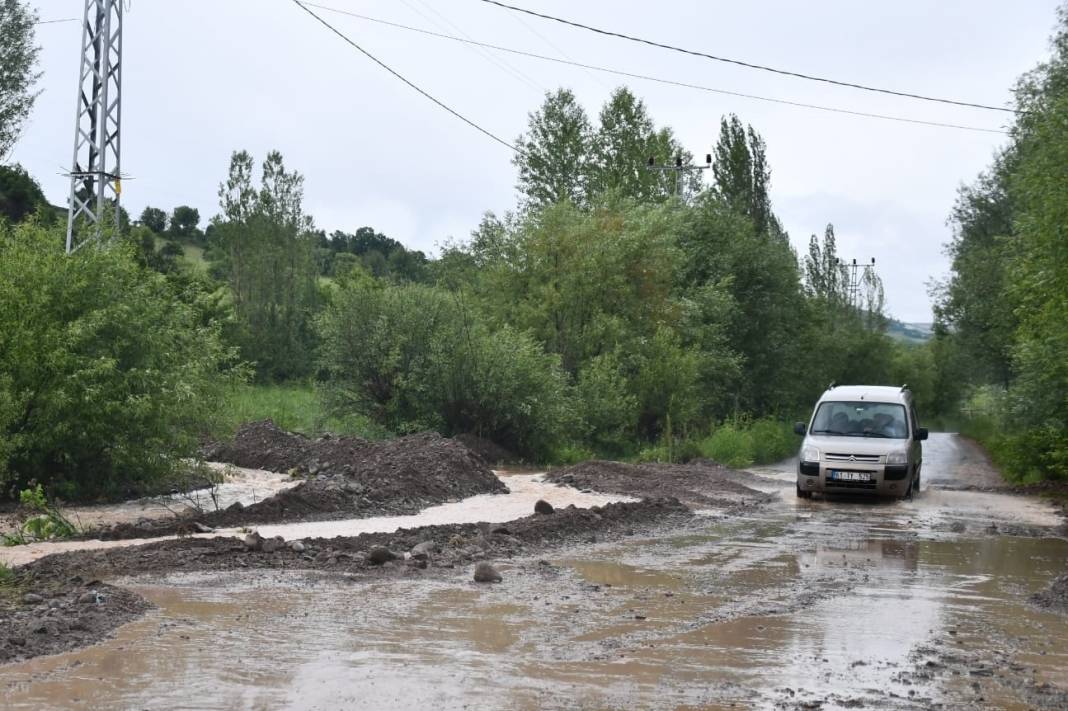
[411,540,437,557]
[473,562,503,583]
[243,531,264,551]
[288,540,306,553]
[534,499,555,515]
[261,536,285,554]
[21,593,44,605]
[368,546,398,565]
[77,591,103,605]
[192,522,215,533]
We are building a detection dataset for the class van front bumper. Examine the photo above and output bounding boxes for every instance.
[797,461,909,497]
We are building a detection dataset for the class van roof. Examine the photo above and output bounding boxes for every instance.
[819,385,912,404]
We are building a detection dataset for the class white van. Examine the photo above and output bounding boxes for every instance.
[794,384,928,499]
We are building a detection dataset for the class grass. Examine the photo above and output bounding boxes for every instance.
[635,417,798,468]
[218,383,388,439]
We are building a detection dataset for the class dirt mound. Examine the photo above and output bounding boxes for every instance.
[100,432,505,539]
[546,459,768,508]
[0,579,151,665]
[453,433,517,465]
[201,420,314,472]
[1032,573,1068,614]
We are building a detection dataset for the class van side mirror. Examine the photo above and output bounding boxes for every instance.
[794,422,807,436]
[914,427,929,441]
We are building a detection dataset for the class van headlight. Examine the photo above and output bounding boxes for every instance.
[886,450,908,465]
[801,446,820,463]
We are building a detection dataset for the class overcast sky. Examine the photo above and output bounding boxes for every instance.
[14,0,1063,321]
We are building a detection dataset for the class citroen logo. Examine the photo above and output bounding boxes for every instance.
[848,455,857,462]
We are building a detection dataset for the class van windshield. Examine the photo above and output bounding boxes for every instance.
[809,401,909,439]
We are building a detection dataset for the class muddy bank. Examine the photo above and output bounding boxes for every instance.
[31,498,690,583]
[0,580,150,665]
[99,431,505,540]
[5,498,689,664]
[546,459,769,508]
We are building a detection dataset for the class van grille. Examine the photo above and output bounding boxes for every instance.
[826,453,882,464]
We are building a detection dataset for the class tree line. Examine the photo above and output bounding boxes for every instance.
[931,5,1068,481]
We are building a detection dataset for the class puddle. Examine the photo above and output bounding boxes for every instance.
[0,474,633,567]
[2,434,1067,709]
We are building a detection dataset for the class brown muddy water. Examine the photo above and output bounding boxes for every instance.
[2,434,1068,710]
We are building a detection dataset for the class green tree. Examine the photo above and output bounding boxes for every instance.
[215,150,319,381]
[0,221,238,497]
[588,87,701,202]
[0,0,40,160]
[169,205,202,244]
[711,114,780,238]
[138,206,167,234]
[0,163,50,224]
[318,278,574,458]
[514,88,592,209]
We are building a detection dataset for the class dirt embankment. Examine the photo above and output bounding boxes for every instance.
[546,459,770,509]
[4,497,690,664]
[98,422,506,540]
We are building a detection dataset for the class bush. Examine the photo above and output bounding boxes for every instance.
[698,418,796,469]
[701,423,754,468]
[318,279,575,459]
[0,222,238,498]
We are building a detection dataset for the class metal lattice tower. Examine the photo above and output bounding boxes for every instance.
[65,0,124,253]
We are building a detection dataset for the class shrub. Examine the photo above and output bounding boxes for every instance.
[701,423,754,468]
[318,279,575,458]
[0,222,238,498]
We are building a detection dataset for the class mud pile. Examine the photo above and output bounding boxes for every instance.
[201,420,316,472]
[546,460,768,508]
[101,431,506,539]
[0,580,150,664]
[1032,573,1068,614]
[452,433,516,465]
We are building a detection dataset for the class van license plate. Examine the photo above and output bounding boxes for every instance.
[830,470,871,482]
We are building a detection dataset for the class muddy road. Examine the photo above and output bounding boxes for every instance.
[2,433,1067,710]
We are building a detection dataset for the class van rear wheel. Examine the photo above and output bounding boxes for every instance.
[796,484,813,499]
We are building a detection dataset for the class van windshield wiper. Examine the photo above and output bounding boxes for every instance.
[810,429,846,435]
[860,432,892,438]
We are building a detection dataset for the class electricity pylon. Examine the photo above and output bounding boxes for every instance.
[65,0,124,253]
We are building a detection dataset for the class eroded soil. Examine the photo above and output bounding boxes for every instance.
[1,433,1067,710]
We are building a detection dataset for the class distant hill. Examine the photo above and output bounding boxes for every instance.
[887,320,933,344]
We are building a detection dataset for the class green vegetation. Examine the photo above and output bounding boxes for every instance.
[932,6,1068,482]
[218,382,386,439]
[25,0,1068,497]
[0,0,40,161]
[0,221,238,498]
[2,485,78,546]
[637,418,797,468]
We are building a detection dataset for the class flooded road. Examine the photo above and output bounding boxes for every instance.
[2,434,1066,709]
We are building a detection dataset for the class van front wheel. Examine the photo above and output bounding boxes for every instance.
[796,484,813,499]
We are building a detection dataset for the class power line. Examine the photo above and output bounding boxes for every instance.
[289,1,519,153]
[303,3,1008,135]
[35,17,79,25]
[403,0,544,93]
[478,0,1017,115]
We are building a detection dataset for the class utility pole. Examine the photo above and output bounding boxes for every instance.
[646,153,712,201]
[839,257,876,310]
[65,0,124,254]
